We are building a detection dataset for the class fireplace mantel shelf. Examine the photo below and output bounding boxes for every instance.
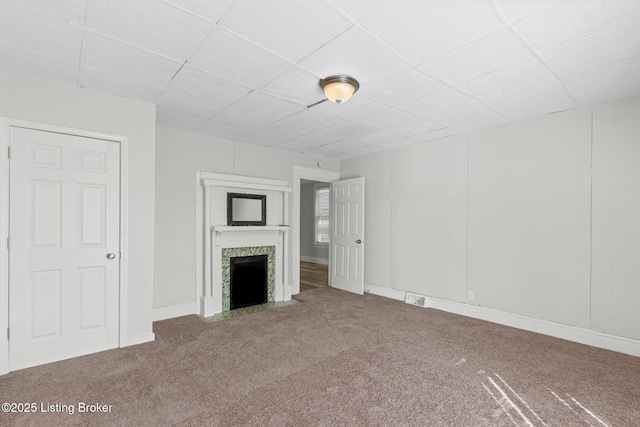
[212,225,289,233]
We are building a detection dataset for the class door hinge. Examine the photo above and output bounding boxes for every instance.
[6,328,9,340]
[7,146,11,159]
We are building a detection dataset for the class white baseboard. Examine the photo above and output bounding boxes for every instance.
[125,332,156,347]
[364,283,406,301]
[153,302,197,322]
[300,255,329,265]
[425,296,640,358]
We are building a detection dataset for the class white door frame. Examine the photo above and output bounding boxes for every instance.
[0,117,129,375]
[291,165,340,295]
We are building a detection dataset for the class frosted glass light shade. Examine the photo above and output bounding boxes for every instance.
[319,75,359,104]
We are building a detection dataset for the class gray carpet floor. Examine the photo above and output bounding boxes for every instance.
[1,287,639,426]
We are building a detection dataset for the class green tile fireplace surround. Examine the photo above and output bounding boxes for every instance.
[221,246,276,312]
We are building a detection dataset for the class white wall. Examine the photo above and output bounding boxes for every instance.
[154,126,339,310]
[0,69,156,343]
[300,180,329,263]
[341,94,640,342]
[591,97,640,340]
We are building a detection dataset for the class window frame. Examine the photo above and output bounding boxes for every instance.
[313,183,330,247]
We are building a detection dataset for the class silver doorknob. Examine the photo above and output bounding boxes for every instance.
[356,239,362,244]
[106,253,116,260]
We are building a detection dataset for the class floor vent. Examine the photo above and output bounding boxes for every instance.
[405,292,428,307]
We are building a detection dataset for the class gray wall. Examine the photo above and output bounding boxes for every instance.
[300,179,329,263]
[0,69,156,342]
[154,127,339,309]
[341,94,640,341]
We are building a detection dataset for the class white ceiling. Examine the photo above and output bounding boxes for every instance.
[1,0,639,159]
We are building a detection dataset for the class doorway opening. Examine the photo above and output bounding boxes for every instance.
[299,179,329,292]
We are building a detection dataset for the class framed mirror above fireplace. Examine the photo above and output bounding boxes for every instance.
[227,193,266,226]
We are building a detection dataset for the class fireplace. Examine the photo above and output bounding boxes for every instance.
[221,246,276,313]
[230,255,268,310]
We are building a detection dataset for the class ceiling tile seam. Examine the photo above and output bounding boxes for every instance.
[213,26,298,72]
[560,52,640,82]
[76,29,89,86]
[537,15,640,59]
[391,95,507,126]
[506,26,578,106]
[319,0,369,25]
[0,41,81,69]
[81,28,183,69]
[485,0,511,27]
[4,0,88,26]
[289,24,355,66]
[157,89,229,117]
[161,0,232,25]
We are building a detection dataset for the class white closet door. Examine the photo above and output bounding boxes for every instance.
[9,127,120,371]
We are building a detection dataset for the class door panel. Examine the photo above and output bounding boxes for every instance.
[330,177,364,295]
[9,127,120,371]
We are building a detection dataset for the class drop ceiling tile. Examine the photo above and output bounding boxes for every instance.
[156,91,224,120]
[321,139,370,151]
[261,66,324,106]
[220,0,352,62]
[492,0,561,24]
[385,119,443,137]
[6,0,88,25]
[456,59,557,100]
[427,102,505,130]
[164,0,236,24]
[229,91,304,122]
[252,122,311,140]
[573,79,640,106]
[409,127,457,143]
[418,29,534,85]
[85,0,213,62]
[362,0,503,65]
[319,122,378,139]
[197,121,249,140]
[561,54,640,99]
[210,108,272,131]
[79,68,164,102]
[325,0,396,22]
[82,32,182,88]
[359,68,447,106]
[167,66,251,107]
[0,43,79,85]
[351,107,423,129]
[299,27,408,85]
[513,1,640,56]
[277,110,346,132]
[275,138,326,152]
[399,88,478,118]
[188,28,292,89]
[233,132,283,148]
[157,109,207,131]
[484,80,575,121]
[0,2,83,64]
[288,130,343,146]
[543,20,640,77]
[348,130,406,146]
[304,144,345,157]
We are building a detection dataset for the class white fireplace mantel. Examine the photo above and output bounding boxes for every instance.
[200,173,292,318]
[212,225,289,233]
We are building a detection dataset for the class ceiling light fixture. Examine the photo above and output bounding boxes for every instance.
[319,75,360,104]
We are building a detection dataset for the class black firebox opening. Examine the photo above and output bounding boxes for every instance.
[230,254,268,310]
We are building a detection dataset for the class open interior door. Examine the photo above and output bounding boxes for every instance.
[330,177,364,295]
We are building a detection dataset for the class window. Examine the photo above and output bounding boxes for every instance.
[314,185,330,245]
